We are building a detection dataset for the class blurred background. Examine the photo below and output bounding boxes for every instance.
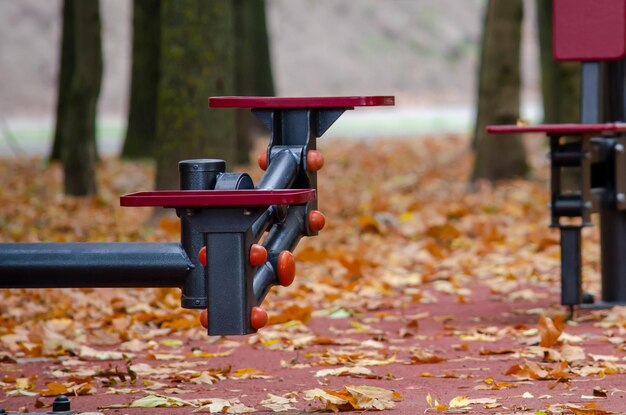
[0,0,542,157]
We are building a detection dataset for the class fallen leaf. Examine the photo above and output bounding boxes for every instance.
[538,314,563,348]
[260,393,297,412]
[128,394,195,408]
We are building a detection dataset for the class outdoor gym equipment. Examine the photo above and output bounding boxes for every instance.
[0,96,395,337]
[488,0,626,310]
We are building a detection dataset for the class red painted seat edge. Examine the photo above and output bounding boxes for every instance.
[487,123,626,135]
[120,189,317,207]
[208,96,395,109]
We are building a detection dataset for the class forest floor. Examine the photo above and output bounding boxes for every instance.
[1,136,625,414]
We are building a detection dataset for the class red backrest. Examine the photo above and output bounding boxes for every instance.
[553,0,626,61]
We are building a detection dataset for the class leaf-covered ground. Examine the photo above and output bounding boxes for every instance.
[1,136,626,414]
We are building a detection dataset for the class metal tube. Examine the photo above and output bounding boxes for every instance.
[581,62,601,123]
[551,152,583,167]
[252,263,276,305]
[599,206,626,303]
[251,149,300,241]
[251,206,278,241]
[553,197,584,216]
[252,206,306,303]
[560,226,582,305]
[0,242,192,288]
[179,159,225,190]
[256,149,300,190]
[178,159,224,309]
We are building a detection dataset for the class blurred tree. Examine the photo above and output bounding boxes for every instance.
[537,0,580,192]
[537,0,580,124]
[155,1,236,190]
[233,0,275,164]
[49,0,75,162]
[121,0,161,159]
[471,0,528,182]
[62,0,103,196]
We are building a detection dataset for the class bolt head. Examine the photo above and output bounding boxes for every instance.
[618,193,626,202]
[616,144,625,152]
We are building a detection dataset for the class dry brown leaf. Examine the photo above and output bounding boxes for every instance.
[538,314,564,348]
[409,348,446,364]
[268,304,313,325]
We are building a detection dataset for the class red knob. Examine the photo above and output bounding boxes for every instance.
[258,151,268,171]
[200,309,208,329]
[307,150,324,171]
[250,306,268,330]
[250,244,268,267]
[198,246,207,266]
[308,210,326,232]
[277,250,296,287]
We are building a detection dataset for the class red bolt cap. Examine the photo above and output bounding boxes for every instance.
[308,210,326,232]
[250,244,268,267]
[307,150,324,171]
[198,246,207,266]
[258,151,268,171]
[277,250,296,286]
[250,306,268,330]
[200,309,208,329]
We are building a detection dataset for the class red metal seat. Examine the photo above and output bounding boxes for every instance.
[120,189,316,208]
[208,95,395,109]
[553,0,626,61]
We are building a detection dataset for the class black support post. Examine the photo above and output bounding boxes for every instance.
[560,226,583,306]
[596,60,626,305]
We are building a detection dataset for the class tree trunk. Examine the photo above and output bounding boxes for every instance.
[50,0,75,162]
[155,0,236,191]
[537,0,580,124]
[471,0,528,182]
[62,0,103,196]
[537,0,581,192]
[233,0,275,164]
[121,0,161,159]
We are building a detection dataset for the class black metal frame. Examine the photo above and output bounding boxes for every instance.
[0,105,345,335]
[550,60,626,308]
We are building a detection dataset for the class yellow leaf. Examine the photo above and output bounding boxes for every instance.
[449,396,470,408]
[159,339,183,347]
[129,394,195,408]
[38,382,68,397]
[231,368,271,379]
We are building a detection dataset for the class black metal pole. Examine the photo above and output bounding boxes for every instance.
[253,205,306,303]
[598,60,626,304]
[256,149,300,190]
[560,226,582,305]
[0,242,191,288]
[178,159,225,309]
